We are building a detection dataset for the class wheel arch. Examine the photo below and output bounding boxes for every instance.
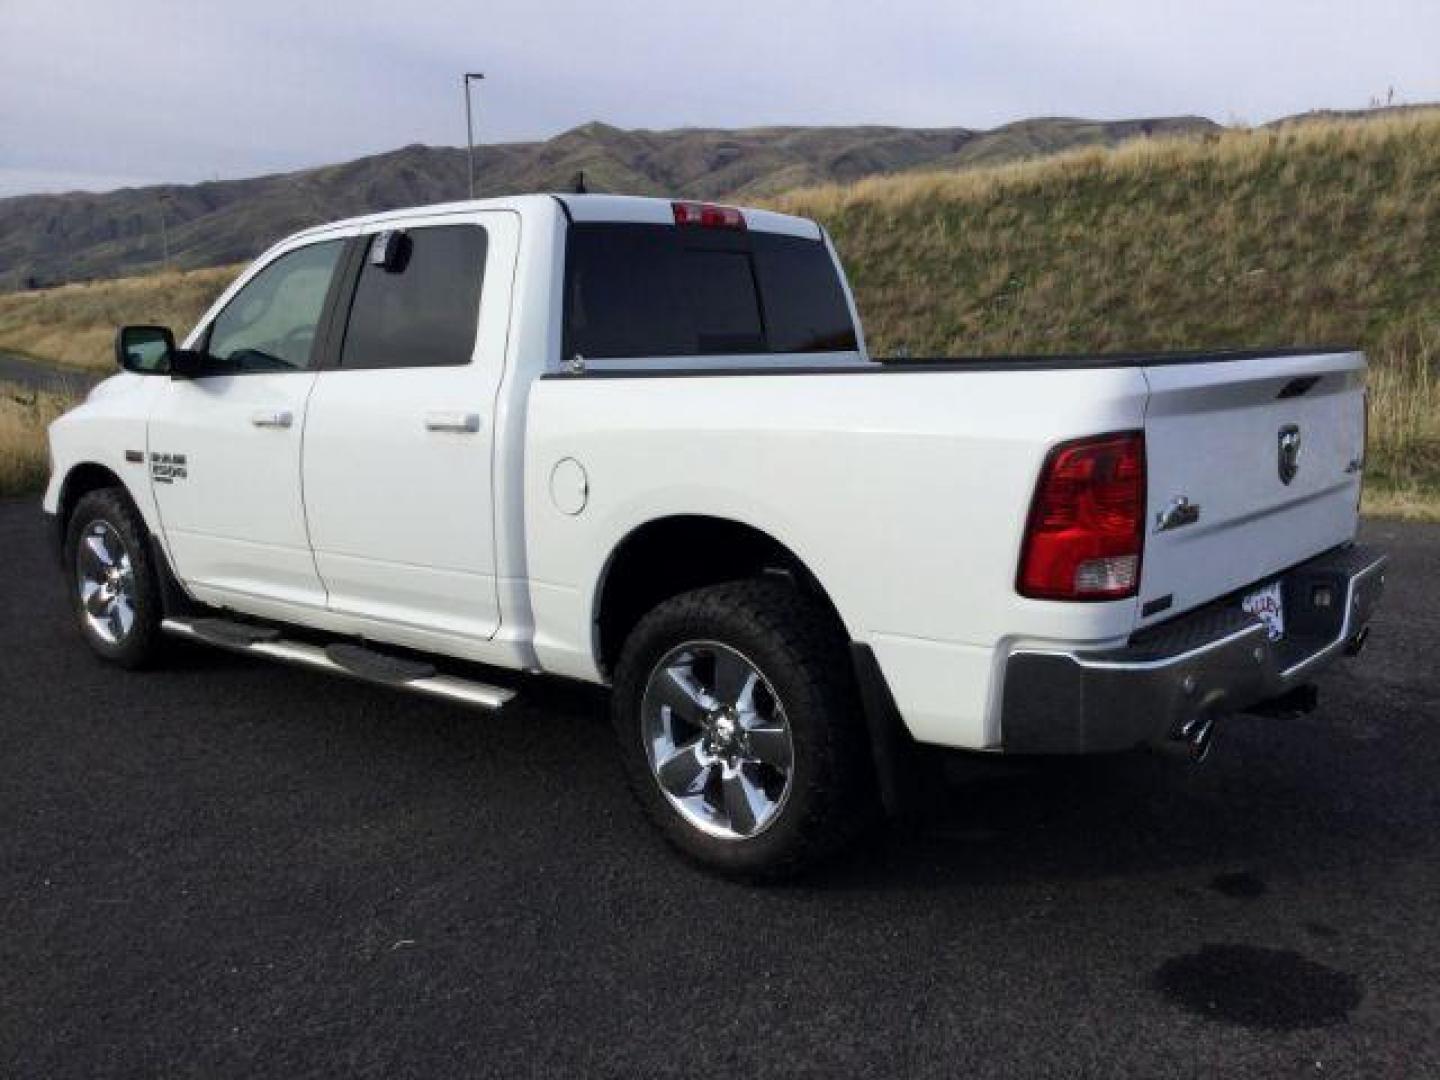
[54,462,130,547]
[53,460,193,613]
[593,514,852,677]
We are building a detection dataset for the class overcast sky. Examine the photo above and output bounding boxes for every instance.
[3,0,1438,198]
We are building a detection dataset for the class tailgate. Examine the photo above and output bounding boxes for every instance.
[1137,350,1366,627]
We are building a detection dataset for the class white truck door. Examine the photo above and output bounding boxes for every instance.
[147,237,349,608]
[300,211,518,641]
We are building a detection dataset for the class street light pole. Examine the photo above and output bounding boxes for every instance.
[157,195,171,268]
[463,72,485,199]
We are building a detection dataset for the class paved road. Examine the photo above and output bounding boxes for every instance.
[0,353,102,396]
[1,502,1436,1078]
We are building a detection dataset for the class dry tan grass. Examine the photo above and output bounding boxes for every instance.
[0,382,77,496]
[1362,329,1440,519]
[776,110,1440,220]
[0,265,239,372]
[773,110,1440,517]
[1,114,1436,515]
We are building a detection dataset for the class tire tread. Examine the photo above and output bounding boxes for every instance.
[611,577,876,879]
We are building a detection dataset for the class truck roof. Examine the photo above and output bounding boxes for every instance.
[287,193,821,243]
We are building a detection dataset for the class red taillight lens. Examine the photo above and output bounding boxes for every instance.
[672,201,746,230]
[1017,431,1146,601]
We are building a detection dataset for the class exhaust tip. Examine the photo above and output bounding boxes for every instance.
[1345,625,1371,657]
[1166,710,1220,763]
[1188,714,1219,762]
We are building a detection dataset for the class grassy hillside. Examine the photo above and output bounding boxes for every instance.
[1,112,1435,514]
[0,383,74,496]
[0,265,238,371]
[0,117,1217,290]
[775,111,1440,516]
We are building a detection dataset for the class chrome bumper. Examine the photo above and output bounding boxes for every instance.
[1000,544,1387,756]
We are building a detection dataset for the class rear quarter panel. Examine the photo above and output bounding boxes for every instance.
[523,366,1149,748]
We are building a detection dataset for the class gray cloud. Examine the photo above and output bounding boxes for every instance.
[3,0,1437,196]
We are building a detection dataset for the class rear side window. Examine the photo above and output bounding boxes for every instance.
[564,224,856,361]
[340,224,487,369]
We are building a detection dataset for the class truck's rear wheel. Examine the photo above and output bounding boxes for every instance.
[611,579,877,878]
[64,488,165,669]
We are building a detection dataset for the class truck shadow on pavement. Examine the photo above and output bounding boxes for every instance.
[820,725,1419,890]
[154,631,1421,899]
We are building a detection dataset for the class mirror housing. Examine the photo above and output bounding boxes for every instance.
[369,229,411,272]
[169,348,209,380]
[115,324,176,375]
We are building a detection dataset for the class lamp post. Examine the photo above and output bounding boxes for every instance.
[157,194,171,268]
[463,72,485,199]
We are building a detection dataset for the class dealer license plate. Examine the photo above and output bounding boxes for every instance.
[1241,580,1285,641]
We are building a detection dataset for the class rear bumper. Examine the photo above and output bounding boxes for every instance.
[1000,543,1387,755]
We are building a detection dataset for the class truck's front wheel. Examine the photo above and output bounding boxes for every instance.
[64,487,166,669]
[611,579,876,878]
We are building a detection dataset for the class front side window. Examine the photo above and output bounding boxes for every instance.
[339,225,488,369]
[207,240,343,372]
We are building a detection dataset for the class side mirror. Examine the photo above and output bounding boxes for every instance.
[369,229,411,272]
[169,348,209,380]
[115,325,175,375]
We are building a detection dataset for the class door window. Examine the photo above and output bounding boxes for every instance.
[207,240,344,373]
[339,225,488,369]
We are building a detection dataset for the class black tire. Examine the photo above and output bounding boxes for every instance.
[611,578,878,879]
[63,487,166,669]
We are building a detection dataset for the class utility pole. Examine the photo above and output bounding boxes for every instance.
[157,195,171,268]
[463,72,485,199]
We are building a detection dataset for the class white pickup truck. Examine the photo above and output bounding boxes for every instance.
[44,194,1386,877]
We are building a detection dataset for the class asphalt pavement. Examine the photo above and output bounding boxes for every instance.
[0,353,102,396]
[1,501,1436,1078]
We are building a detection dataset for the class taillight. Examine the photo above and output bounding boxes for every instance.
[672,201,746,230]
[1017,431,1146,601]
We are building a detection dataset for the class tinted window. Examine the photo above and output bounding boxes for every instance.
[340,225,487,369]
[564,224,857,360]
[681,249,764,353]
[752,235,860,352]
[208,240,343,372]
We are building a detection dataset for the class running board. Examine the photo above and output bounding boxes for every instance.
[161,617,517,710]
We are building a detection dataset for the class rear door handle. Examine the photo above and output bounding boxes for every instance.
[425,411,481,433]
[251,409,294,429]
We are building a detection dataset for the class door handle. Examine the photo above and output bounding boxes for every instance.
[425,411,481,433]
[251,409,294,429]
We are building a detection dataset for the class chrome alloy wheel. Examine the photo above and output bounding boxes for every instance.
[640,641,795,840]
[76,521,137,646]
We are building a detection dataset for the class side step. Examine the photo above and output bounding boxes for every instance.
[161,617,517,710]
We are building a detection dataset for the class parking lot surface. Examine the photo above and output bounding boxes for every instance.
[2,502,1436,1077]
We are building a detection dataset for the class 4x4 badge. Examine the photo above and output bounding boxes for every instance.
[1278,425,1302,485]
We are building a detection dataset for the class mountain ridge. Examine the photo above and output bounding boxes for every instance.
[0,115,1219,290]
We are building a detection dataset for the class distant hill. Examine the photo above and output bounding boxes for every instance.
[2,110,1436,514]
[0,116,1215,290]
